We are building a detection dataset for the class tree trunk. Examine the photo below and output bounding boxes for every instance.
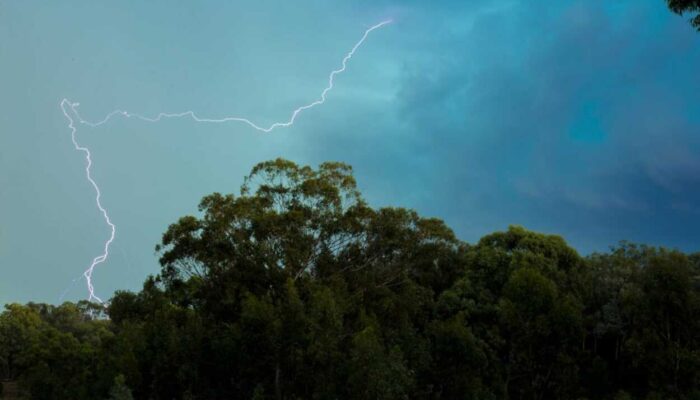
[275,363,282,400]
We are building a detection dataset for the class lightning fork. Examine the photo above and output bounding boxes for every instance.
[60,19,393,302]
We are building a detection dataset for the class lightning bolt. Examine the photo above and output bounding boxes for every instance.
[59,19,392,303]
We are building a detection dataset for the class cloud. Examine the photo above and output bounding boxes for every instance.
[360,0,700,252]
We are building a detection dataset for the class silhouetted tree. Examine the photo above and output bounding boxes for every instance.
[1,159,699,400]
[667,0,700,30]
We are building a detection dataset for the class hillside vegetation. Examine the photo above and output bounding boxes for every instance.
[1,159,699,400]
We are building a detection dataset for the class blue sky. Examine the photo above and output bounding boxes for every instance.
[1,0,699,304]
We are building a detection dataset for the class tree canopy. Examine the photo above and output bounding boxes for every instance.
[667,0,700,30]
[2,159,699,400]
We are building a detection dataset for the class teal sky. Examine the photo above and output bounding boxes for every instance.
[1,1,699,304]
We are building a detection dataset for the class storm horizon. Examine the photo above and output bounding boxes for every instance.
[1,0,699,304]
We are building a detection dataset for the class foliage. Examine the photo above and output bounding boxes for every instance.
[107,375,133,400]
[2,159,699,399]
[667,0,700,30]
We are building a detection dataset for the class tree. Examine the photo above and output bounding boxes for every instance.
[151,159,462,398]
[107,374,133,400]
[347,322,414,400]
[3,159,700,399]
[667,0,700,30]
[0,304,43,381]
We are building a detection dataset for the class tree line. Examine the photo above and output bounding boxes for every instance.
[1,159,699,400]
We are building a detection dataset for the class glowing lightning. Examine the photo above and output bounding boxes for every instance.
[59,19,392,302]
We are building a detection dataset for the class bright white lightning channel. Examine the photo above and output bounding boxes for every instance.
[60,20,392,303]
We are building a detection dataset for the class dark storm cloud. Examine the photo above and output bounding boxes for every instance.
[2,0,698,304]
[383,0,700,252]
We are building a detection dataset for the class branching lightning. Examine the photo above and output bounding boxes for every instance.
[59,20,392,303]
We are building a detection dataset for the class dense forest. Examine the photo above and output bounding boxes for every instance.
[1,159,698,400]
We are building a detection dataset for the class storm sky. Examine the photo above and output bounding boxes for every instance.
[1,0,699,304]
